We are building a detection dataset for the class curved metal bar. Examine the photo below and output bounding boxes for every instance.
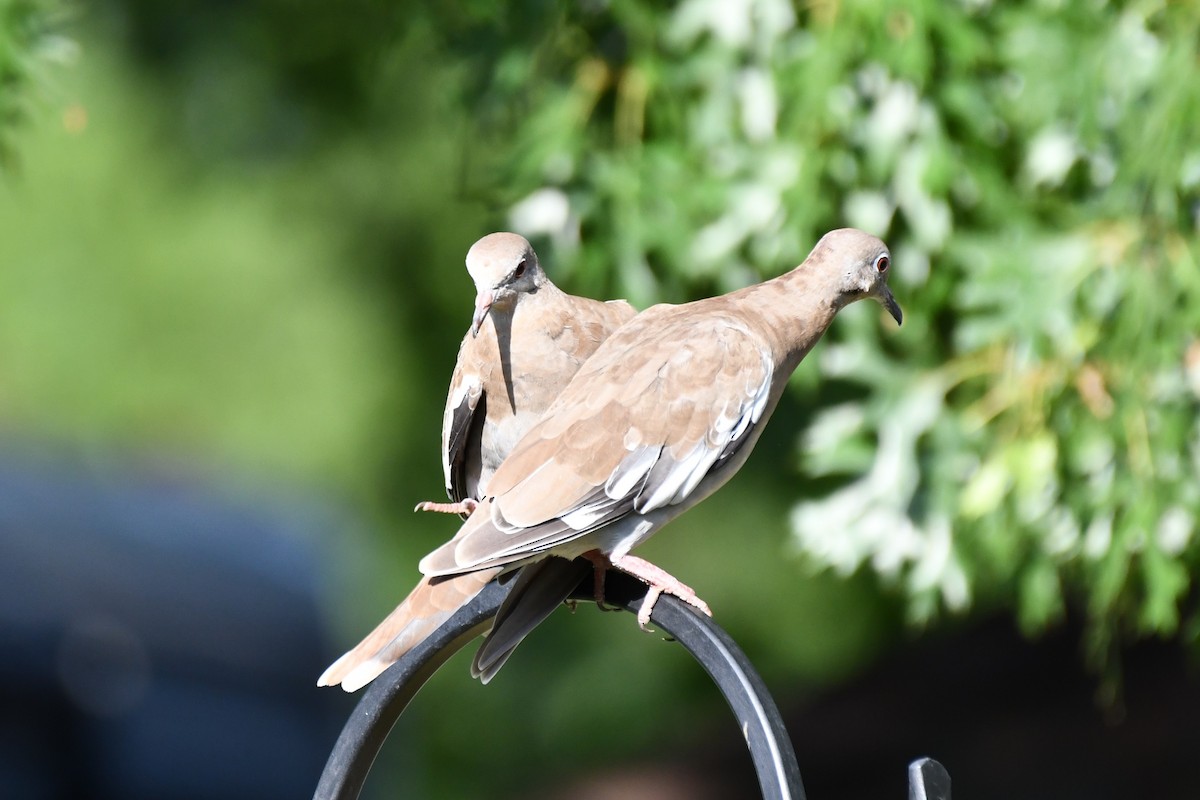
[908,757,952,800]
[576,569,806,800]
[312,578,509,800]
[313,564,805,800]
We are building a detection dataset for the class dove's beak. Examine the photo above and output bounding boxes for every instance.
[471,289,494,338]
[879,285,903,326]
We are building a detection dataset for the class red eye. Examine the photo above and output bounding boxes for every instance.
[875,254,889,273]
[513,260,527,279]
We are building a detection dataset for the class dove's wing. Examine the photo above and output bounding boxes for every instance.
[419,303,774,576]
[441,340,487,505]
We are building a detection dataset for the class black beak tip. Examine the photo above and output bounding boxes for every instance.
[881,292,903,326]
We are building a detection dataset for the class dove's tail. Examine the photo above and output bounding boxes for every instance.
[318,569,499,692]
[471,557,592,683]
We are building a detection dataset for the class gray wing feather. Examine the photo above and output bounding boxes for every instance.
[443,380,484,504]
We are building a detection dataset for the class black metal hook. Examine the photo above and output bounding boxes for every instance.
[313,565,949,800]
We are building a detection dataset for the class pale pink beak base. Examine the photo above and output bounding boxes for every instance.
[471,289,494,338]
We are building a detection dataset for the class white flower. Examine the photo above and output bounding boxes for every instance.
[508,188,572,238]
[669,0,795,49]
[1156,507,1193,556]
[737,68,777,142]
[1083,514,1113,559]
[843,191,895,236]
[1025,126,1078,187]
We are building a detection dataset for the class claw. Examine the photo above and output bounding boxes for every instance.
[581,550,713,628]
[414,498,479,515]
[637,587,663,629]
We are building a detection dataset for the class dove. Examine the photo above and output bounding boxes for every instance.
[322,227,901,690]
[415,232,636,516]
[319,233,634,692]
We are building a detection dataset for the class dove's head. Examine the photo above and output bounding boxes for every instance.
[465,232,548,337]
[822,228,903,325]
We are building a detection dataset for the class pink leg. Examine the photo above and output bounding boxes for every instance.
[584,551,712,628]
[413,498,478,515]
[613,554,712,627]
[580,551,616,611]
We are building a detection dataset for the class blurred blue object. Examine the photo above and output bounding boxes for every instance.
[0,447,342,799]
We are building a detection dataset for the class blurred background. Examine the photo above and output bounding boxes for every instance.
[2,0,1198,797]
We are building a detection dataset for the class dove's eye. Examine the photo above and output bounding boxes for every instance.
[875,254,889,273]
[513,260,527,279]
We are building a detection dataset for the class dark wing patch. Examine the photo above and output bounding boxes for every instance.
[445,390,486,506]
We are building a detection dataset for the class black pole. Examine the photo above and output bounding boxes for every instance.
[313,578,508,800]
[908,757,952,800]
[597,568,806,800]
[314,564,806,800]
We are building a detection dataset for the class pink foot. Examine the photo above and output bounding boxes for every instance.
[413,498,478,515]
[583,551,712,627]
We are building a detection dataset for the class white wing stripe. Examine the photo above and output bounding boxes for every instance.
[631,357,773,512]
[675,444,725,502]
[561,494,623,530]
[605,445,661,499]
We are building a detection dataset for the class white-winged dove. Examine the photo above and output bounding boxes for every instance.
[322,228,901,690]
[318,233,634,691]
[415,232,637,516]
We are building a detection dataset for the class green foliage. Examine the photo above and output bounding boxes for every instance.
[436,0,1200,662]
[0,44,399,487]
[0,0,74,168]
[6,1,1200,794]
